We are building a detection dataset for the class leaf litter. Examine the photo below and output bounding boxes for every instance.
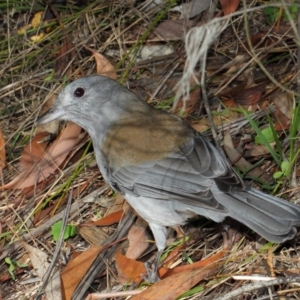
[1,1,300,300]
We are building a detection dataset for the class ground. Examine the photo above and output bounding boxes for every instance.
[0,1,300,299]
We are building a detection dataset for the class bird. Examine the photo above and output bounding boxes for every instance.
[37,75,300,282]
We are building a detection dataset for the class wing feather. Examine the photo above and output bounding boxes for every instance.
[109,134,243,211]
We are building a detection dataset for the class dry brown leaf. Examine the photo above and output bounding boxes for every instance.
[115,251,146,284]
[78,226,109,245]
[21,176,53,198]
[271,91,293,130]
[24,243,62,299]
[162,243,185,269]
[0,129,6,169]
[153,19,202,40]
[191,111,239,133]
[172,0,210,20]
[221,98,236,108]
[82,210,124,227]
[105,194,126,216]
[125,219,149,260]
[229,84,266,106]
[1,122,85,190]
[131,249,227,300]
[34,203,57,225]
[84,46,117,80]
[162,244,229,279]
[24,243,49,280]
[222,55,249,78]
[61,245,104,300]
[274,108,290,131]
[219,0,240,15]
[244,144,271,157]
[223,130,273,183]
[0,132,49,189]
[248,31,274,49]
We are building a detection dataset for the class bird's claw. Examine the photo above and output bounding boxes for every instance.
[144,262,160,283]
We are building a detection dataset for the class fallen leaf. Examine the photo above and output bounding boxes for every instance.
[84,46,117,80]
[274,107,290,131]
[131,248,228,300]
[271,91,293,130]
[17,10,54,42]
[78,226,109,245]
[171,0,210,20]
[21,176,53,198]
[115,251,146,284]
[244,144,271,157]
[1,123,85,190]
[153,19,203,40]
[105,194,127,215]
[139,45,174,61]
[223,130,273,183]
[24,243,49,280]
[82,210,124,227]
[229,84,266,106]
[61,245,104,300]
[34,203,57,225]
[0,132,50,189]
[247,31,274,49]
[125,219,149,260]
[191,111,239,133]
[24,243,62,300]
[219,0,240,15]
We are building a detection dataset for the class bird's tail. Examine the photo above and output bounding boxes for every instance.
[218,188,300,242]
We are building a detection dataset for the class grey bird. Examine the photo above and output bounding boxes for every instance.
[37,75,300,281]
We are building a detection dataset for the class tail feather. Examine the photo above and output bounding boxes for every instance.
[213,188,300,243]
[246,189,300,221]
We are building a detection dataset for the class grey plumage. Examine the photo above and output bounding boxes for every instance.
[38,75,300,254]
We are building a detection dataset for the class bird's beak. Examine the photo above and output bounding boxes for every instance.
[36,107,66,125]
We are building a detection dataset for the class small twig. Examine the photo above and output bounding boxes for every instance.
[85,289,143,300]
[35,188,73,300]
[201,49,222,153]
[150,62,181,101]
[214,276,300,300]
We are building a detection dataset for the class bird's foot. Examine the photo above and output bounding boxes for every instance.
[144,262,161,283]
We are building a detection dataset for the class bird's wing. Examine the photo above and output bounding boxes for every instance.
[108,134,244,210]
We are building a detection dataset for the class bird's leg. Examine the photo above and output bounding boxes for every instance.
[144,249,163,283]
[144,223,168,283]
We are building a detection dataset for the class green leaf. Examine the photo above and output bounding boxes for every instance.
[273,171,283,179]
[281,161,289,173]
[263,7,279,24]
[5,257,16,280]
[283,5,298,21]
[255,126,275,144]
[51,220,76,241]
[177,285,204,299]
[44,69,55,82]
[242,109,280,166]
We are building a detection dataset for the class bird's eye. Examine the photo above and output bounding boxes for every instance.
[74,87,85,97]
